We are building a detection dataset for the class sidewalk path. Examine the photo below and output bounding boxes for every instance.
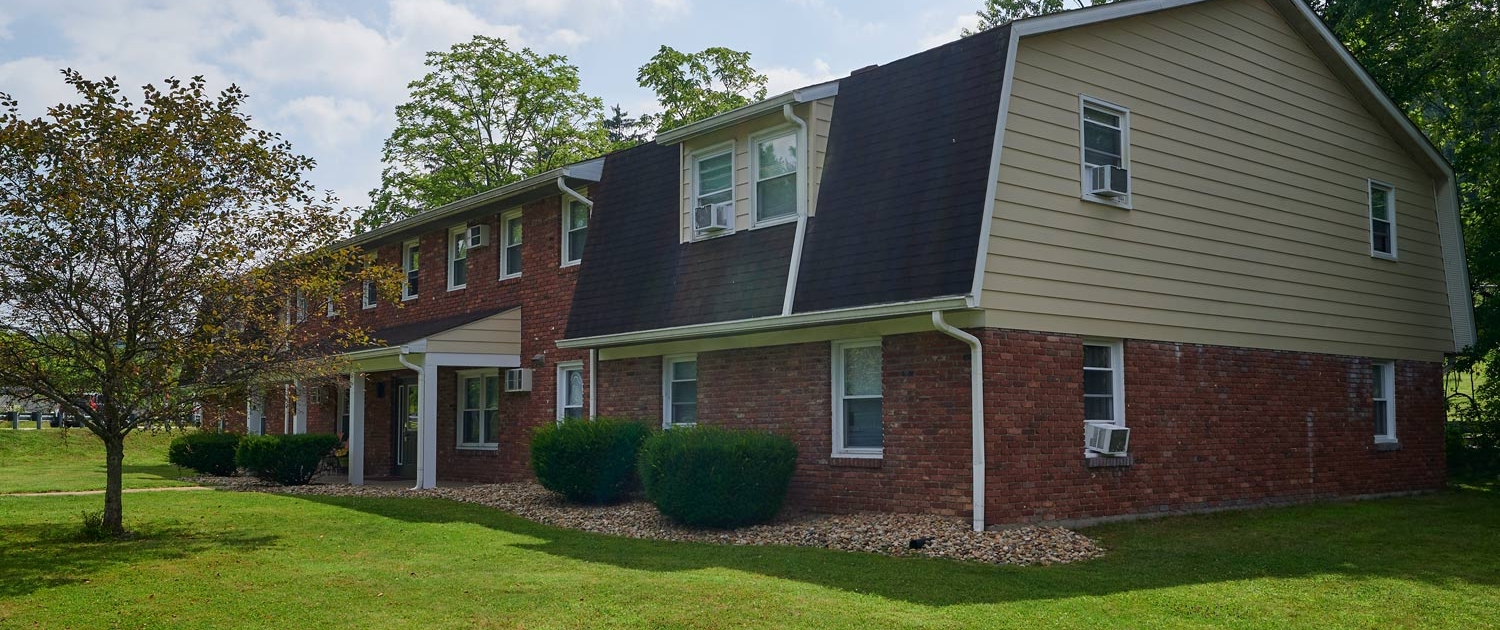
[3,486,212,497]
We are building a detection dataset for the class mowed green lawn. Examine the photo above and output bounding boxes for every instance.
[0,429,189,493]
[0,484,1496,629]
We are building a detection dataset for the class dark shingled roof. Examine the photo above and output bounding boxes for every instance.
[566,143,794,339]
[793,25,1009,312]
[357,305,517,350]
[564,26,1008,339]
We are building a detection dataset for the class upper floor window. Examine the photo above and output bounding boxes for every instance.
[501,210,522,279]
[324,292,337,318]
[293,291,309,323]
[1372,360,1396,442]
[563,199,588,266]
[448,225,469,290]
[753,129,799,224]
[663,355,698,428]
[1080,97,1131,206]
[361,280,377,310]
[402,240,420,300]
[1083,340,1124,428]
[832,339,882,457]
[1369,180,1397,259]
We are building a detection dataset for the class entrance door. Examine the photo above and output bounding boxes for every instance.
[394,382,419,479]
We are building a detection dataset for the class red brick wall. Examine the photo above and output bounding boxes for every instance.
[980,330,1446,525]
[594,328,1445,526]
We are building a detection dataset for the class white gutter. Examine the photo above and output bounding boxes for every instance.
[781,103,810,316]
[557,177,594,210]
[557,296,972,349]
[396,350,425,491]
[931,311,986,532]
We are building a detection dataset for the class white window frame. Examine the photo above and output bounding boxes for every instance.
[401,240,420,301]
[831,338,883,458]
[1083,338,1126,428]
[751,125,801,228]
[556,361,584,422]
[1368,179,1398,260]
[447,224,469,291]
[561,192,588,267]
[456,369,500,450]
[500,209,523,279]
[361,280,377,310]
[1373,360,1397,443]
[324,292,337,318]
[1078,95,1131,209]
[690,141,736,240]
[293,290,309,323]
[662,354,698,428]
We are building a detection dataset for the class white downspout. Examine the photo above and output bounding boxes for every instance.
[932,311,986,532]
[780,103,810,316]
[561,176,599,420]
[397,350,425,491]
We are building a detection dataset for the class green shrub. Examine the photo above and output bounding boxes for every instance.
[77,510,108,541]
[638,426,797,528]
[235,434,339,485]
[167,431,242,476]
[531,418,651,504]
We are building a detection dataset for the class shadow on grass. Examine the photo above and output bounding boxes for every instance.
[0,522,276,598]
[282,484,1500,607]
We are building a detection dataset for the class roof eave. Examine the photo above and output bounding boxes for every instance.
[654,80,841,145]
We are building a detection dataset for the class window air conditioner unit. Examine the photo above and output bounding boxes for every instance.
[1085,422,1130,456]
[504,368,533,393]
[467,224,490,248]
[1086,164,1130,198]
[693,201,733,234]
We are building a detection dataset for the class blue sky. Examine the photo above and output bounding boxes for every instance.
[0,0,983,216]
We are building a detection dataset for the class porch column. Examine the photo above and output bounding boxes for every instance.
[348,372,365,486]
[417,362,439,489]
[292,380,308,434]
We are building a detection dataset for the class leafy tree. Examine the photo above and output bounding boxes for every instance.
[637,46,768,132]
[962,0,1098,35]
[603,104,651,150]
[363,36,610,230]
[0,71,398,536]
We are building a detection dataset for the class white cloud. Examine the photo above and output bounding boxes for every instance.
[546,28,589,48]
[919,13,975,50]
[276,96,379,151]
[0,57,77,115]
[762,59,839,95]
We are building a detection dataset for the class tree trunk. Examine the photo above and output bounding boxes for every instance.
[103,435,126,536]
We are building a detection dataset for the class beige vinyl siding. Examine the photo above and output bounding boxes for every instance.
[425,307,522,355]
[678,98,832,242]
[982,0,1453,362]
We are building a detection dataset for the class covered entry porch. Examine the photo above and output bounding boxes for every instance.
[342,307,522,489]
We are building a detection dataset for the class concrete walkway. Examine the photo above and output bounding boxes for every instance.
[4,485,212,497]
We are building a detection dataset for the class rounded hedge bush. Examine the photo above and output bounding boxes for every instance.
[638,426,797,528]
[235,433,340,485]
[531,418,651,504]
[167,431,242,476]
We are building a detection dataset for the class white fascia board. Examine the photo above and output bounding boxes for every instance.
[654,80,840,145]
[422,353,522,368]
[971,28,1021,299]
[332,157,605,251]
[557,296,973,349]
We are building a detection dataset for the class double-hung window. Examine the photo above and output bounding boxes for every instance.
[448,225,468,290]
[557,362,584,421]
[1083,340,1125,430]
[361,280,377,309]
[1369,180,1397,259]
[832,339,883,457]
[293,291,309,323]
[753,129,798,224]
[500,210,522,279]
[457,370,499,448]
[1080,97,1130,205]
[1373,361,1396,443]
[663,356,698,427]
[402,240,420,300]
[562,200,588,266]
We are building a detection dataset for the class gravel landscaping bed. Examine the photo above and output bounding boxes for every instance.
[191,476,1103,566]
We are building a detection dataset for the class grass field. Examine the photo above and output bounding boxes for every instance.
[0,487,1496,629]
[0,429,189,494]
